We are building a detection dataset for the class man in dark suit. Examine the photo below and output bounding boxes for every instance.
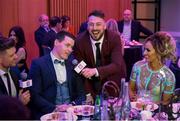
[29,31,85,119]
[78,21,88,34]
[43,16,62,50]
[117,9,153,44]
[0,37,30,105]
[34,14,50,57]
[73,10,126,98]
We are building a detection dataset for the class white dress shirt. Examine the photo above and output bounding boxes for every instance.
[122,21,132,42]
[0,69,17,96]
[90,35,104,77]
[50,52,67,84]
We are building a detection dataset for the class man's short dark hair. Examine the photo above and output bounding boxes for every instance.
[88,10,105,19]
[49,16,61,27]
[56,31,76,42]
[0,37,15,52]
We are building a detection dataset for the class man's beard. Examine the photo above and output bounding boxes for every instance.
[90,31,105,41]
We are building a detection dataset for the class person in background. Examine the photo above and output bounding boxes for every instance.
[169,56,180,89]
[8,26,29,76]
[78,21,88,34]
[0,37,30,105]
[43,16,62,50]
[0,32,3,37]
[117,9,153,45]
[29,31,85,119]
[0,95,30,120]
[106,18,125,55]
[129,31,176,105]
[34,14,50,57]
[61,15,75,35]
[73,10,126,98]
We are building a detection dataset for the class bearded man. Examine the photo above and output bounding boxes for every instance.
[73,10,126,98]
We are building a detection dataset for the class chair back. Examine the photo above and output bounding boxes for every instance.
[102,81,120,99]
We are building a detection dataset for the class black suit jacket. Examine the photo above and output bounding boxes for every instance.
[34,26,49,56]
[29,54,85,119]
[78,21,88,34]
[43,29,57,49]
[0,69,19,96]
[117,20,153,41]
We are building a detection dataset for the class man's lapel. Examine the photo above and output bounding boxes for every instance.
[0,77,8,95]
[46,55,57,82]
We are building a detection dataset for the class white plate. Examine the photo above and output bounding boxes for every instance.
[67,105,94,116]
[40,112,78,121]
[131,102,158,111]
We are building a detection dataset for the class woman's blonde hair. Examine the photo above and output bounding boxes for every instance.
[106,18,119,35]
[145,31,177,63]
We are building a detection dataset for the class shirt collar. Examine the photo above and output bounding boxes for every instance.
[0,68,10,76]
[50,52,65,63]
[51,28,58,33]
[90,34,104,45]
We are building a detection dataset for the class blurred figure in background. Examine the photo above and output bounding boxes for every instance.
[117,9,153,45]
[129,31,176,105]
[0,32,3,37]
[8,26,29,75]
[169,56,180,89]
[43,16,62,50]
[0,95,30,120]
[106,18,125,55]
[34,14,49,57]
[78,21,88,34]
[61,15,75,35]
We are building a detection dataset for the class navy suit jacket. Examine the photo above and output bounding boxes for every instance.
[0,69,19,96]
[29,54,85,119]
[34,26,49,56]
[117,20,153,41]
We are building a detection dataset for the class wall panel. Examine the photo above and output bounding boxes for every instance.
[49,0,131,34]
[0,0,48,67]
[49,0,88,35]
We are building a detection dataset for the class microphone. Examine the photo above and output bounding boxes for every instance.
[73,59,87,73]
[72,59,92,80]
[72,59,78,66]
[19,71,32,89]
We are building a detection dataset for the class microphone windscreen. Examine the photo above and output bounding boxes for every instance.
[20,72,27,81]
[72,59,78,66]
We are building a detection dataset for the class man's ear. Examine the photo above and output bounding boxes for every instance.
[54,39,59,46]
[104,23,107,30]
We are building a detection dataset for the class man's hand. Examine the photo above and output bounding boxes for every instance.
[81,68,97,79]
[19,89,31,105]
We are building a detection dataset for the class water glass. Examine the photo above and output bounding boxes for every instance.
[137,90,152,103]
[81,101,91,120]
